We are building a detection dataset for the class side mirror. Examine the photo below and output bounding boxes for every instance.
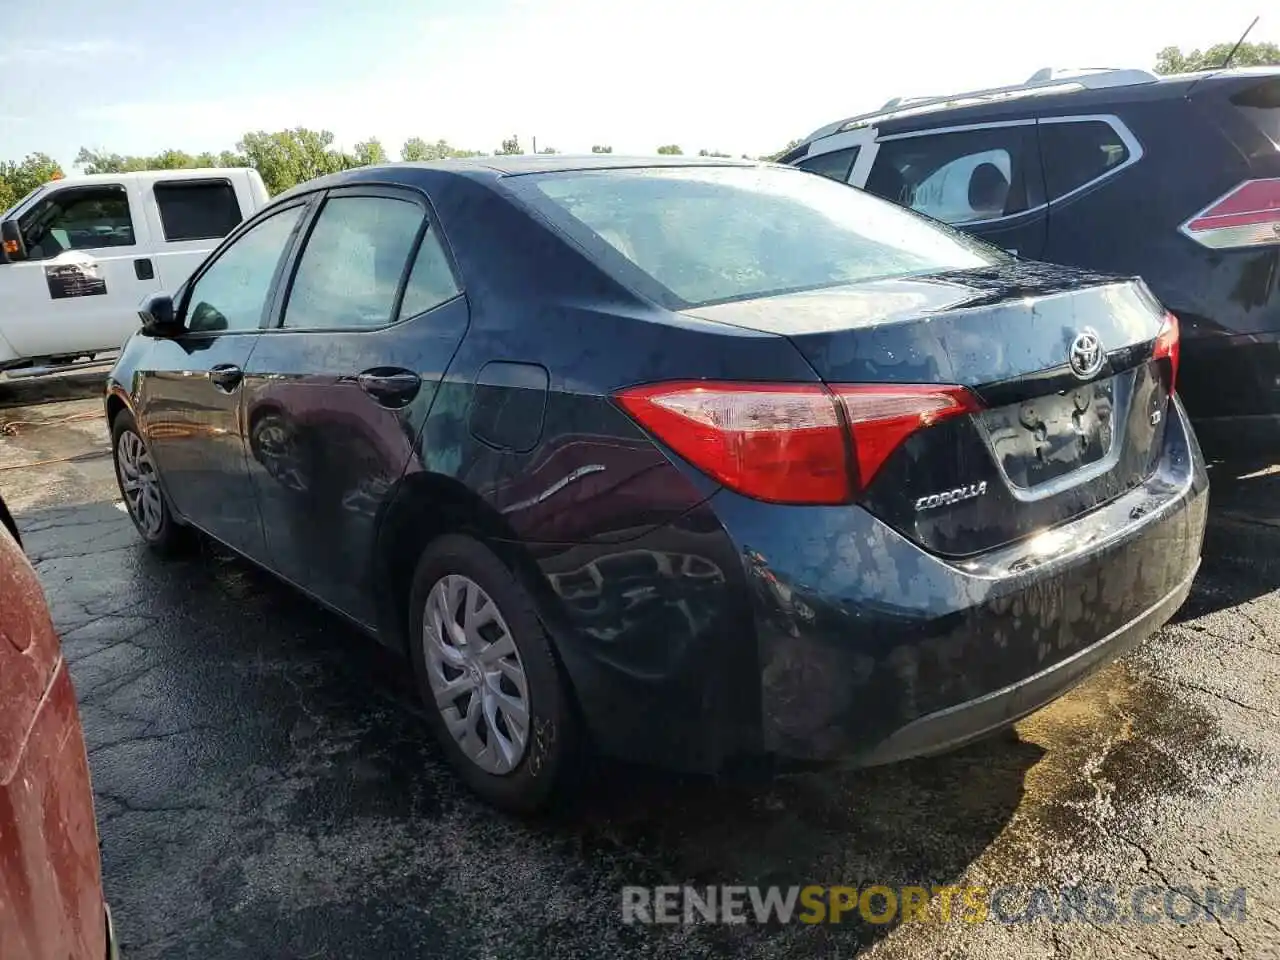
[138,294,182,336]
[1,220,26,263]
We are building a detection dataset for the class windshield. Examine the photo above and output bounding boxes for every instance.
[1,186,44,221]
[510,165,1002,307]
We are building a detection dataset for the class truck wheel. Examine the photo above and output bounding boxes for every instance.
[408,534,580,813]
[111,410,190,555]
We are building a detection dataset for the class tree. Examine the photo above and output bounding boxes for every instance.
[758,139,803,163]
[1154,40,1280,74]
[400,137,482,161]
[236,127,351,194]
[0,152,64,210]
[538,146,559,154]
[656,144,683,155]
[698,148,731,158]
[352,138,388,166]
[591,145,613,154]
[495,135,523,156]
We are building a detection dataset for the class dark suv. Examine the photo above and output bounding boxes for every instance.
[783,66,1280,460]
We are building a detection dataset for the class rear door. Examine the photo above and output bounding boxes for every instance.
[859,122,1048,258]
[142,175,248,293]
[242,185,468,625]
[0,181,158,359]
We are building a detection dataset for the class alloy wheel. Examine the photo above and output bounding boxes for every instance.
[423,574,530,775]
[116,429,164,538]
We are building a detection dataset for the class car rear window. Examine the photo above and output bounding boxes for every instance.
[510,165,1000,307]
[1232,78,1280,147]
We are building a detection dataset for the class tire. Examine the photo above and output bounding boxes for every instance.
[408,534,579,813]
[111,410,191,555]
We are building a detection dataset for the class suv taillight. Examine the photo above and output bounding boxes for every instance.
[1153,312,1180,391]
[1181,178,1280,249]
[615,381,981,505]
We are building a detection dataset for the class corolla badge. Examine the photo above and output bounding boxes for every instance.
[915,481,987,512]
[1068,329,1105,380]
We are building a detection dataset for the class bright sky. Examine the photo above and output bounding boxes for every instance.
[1,0,1274,170]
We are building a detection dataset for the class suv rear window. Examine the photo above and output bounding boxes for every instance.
[510,166,999,307]
[1231,78,1280,147]
[154,180,243,241]
[1039,120,1131,199]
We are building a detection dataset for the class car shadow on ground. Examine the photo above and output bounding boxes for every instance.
[19,498,1044,957]
[1175,459,1280,621]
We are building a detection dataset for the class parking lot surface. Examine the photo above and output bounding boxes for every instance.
[1,373,1277,959]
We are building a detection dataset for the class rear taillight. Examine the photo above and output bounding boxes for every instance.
[1181,178,1280,249]
[1153,311,1180,391]
[614,381,981,505]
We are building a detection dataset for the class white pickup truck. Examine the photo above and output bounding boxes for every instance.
[0,168,269,372]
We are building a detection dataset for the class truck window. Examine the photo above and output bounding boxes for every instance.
[154,180,243,241]
[17,185,134,260]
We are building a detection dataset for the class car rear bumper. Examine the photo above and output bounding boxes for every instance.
[538,397,1207,772]
[858,559,1197,765]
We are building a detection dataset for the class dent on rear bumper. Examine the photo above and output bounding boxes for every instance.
[711,396,1208,764]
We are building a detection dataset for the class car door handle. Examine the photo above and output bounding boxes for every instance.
[209,364,244,392]
[356,368,421,407]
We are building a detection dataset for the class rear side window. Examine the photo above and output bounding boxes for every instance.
[283,196,423,330]
[796,146,859,182]
[510,166,999,308]
[867,126,1034,224]
[1039,120,1131,200]
[154,180,243,241]
[399,229,460,319]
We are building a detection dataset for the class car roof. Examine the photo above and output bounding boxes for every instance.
[794,66,1280,150]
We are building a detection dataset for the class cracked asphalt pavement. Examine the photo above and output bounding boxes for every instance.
[1,372,1277,959]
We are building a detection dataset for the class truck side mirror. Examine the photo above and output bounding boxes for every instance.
[138,294,181,336]
[1,220,26,263]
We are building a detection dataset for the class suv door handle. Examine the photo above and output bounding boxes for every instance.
[356,368,421,408]
[209,364,244,392]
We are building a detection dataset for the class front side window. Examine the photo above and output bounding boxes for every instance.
[796,146,859,182]
[185,205,304,333]
[283,196,424,330]
[510,165,999,307]
[1039,120,1131,200]
[155,180,243,241]
[867,126,1034,224]
[18,185,135,259]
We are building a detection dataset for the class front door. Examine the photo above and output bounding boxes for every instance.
[857,122,1049,259]
[137,200,311,559]
[242,186,468,625]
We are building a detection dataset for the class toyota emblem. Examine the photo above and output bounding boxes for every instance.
[1068,330,1105,380]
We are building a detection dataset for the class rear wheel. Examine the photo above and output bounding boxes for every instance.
[408,534,578,812]
[111,410,190,554]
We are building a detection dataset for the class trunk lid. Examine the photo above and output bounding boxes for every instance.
[685,263,1174,556]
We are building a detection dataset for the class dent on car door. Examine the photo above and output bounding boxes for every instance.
[242,188,468,625]
[139,201,310,559]
[865,123,1048,258]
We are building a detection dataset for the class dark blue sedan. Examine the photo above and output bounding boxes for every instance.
[106,156,1206,811]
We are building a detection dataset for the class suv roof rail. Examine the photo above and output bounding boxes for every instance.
[824,67,1160,137]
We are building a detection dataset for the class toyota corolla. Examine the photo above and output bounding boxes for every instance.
[105,156,1207,811]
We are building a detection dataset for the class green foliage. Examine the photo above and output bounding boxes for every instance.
[352,138,388,167]
[495,135,523,156]
[1154,40,1280,74]
[400,137,483,162]
[759,139,802,163]
[235,128,356,194]
[538,146,559,154]
[76,145,247,175]
[698,148,732,158]
[0,152,64,211]
[656,144,683,155]
[591,145,613,154]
